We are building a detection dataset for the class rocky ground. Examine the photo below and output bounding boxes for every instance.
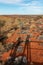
[0,15,43,65]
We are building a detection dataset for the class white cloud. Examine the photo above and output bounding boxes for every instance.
[20,6,42,14]
[18,0,42,7]
[0,6,43,15]
[0,0,40,5]
[18,0,43,14]
[0,0,43,14]
[0,0,22,4]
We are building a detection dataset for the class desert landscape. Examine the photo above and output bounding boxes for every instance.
[0,15,43,65]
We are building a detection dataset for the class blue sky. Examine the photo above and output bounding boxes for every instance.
[0,0,43,15]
